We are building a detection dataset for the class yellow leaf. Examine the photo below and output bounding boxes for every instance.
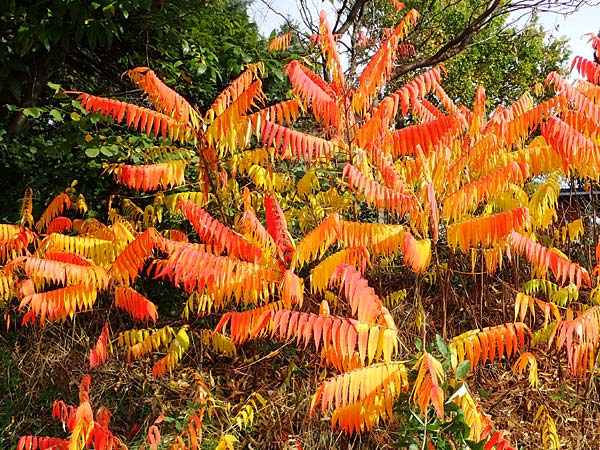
[215,434,238,450]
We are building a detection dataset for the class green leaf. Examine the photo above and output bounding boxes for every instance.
[103,4,115,18]
[47,81,62,94]
[49,109,63,122]
[414,337,422,352]
[85,148,100,158]
[455,360,470,379]
[196,63,207,76]
[23,107,43,118]
[436,334,449,359]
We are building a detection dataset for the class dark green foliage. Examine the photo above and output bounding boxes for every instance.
[0,0,285,221]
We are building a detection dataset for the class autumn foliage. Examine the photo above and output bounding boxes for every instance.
[5,4,600,450]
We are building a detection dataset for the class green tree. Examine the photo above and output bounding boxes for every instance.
[0,0,281,220]
[401,0,570,105]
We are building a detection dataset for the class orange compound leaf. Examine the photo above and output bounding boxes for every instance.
[213,301,286,344]
[489,136,563,178]
[508,231,591,288]
[412,98,445,122]
[124,67,201,129]
[89,422,126,450]
[206,79,264,154]
[316,10,345,91]
[338,220,405,258]
[310,247,370,294]
[114,160,186,192]
[448,323,532,371]
[573,79,600,106]
[17,436,69,450]
[371,149,411,193]
[178,198,262,263]
[330,394,391,434]
[0,227,36,262]
[23,256,109,291]
[69,375,94,450]
[240,208,278,260]
[268,31,294,51]
[147,424,161,450]
[286,60,340,130]
[280,269,304,308]
[390,66,443,116]
[155,244,280,306]
[272,310,336,350]
[90,322,111,370]
[151,326,190,377]
[553,306,600,376]
[77,93,194,142]
[570,55,600,84]
[206,62,263,119]
[43,250,92,266]
[292,213,340,270]
[447,207,530,254]
[270,309,395,367]
[352,9,419,116]
[447,385,494,443]
[503,94,567,147]
[261,120,335,163]
[110,228,159,285]
[20,187,34,227]
[512,351,538,388]
[329,264,384,324]
[0,223,21,241]
[248,98,300,128]
[114,286,158,323]
[36,193,71,233]
[546,72,600,123]
[442,162,529,222]
[73,218,116,241]
[384,114,463,158]
[343,164,422,224]
[484,430,516,450]
[354,96,400,151]
[513,292,538,323]
[45,217,73,235]
[0,270,18,302]
[488,91,535,127]
[163,229,188,243]
[310,362,408,424]
[402,232,431,273]
[412,352,445,419]
[542,116,600,176]
[265,193,295,254]
[470,85,486,137]
[52,400,77,430]
[19,284,98,324]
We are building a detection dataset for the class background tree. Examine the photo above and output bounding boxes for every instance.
[287,0,579,104]
[0,0,281,220]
